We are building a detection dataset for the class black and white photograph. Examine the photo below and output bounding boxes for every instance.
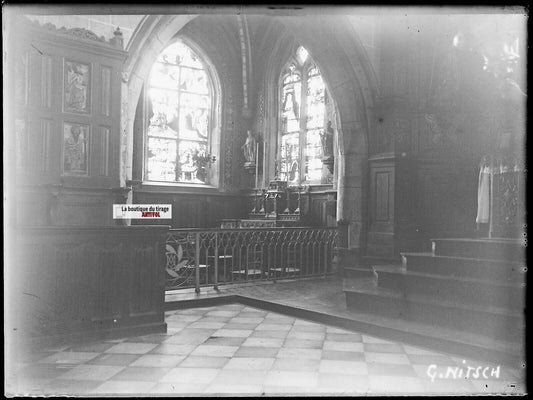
[3,3,527,397]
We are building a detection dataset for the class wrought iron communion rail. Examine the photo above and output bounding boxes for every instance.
[165,227,337,292]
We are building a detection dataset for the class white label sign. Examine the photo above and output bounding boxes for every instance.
[113,204,172,219]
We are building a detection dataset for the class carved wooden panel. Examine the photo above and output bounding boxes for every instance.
[15,51,29,106]
[61,121,90,176]
[15,118,28,171]
[40,119,52,172]
[10,18,127,227]
[92,244,124,322]
[58,195,108,225]
[367,155,423,258]
[13,226,168,346]
[100,66,111,116]
[368,158,395,234]
[40,55,52,108]
[375,171,390,222]
[311,197,326,225]
[63,59,92,115]
[99,126,110,176]
[58,244,92,324]
[416,158,476,239]
[130,245,158,316]
[17,244,56,336]
[492,170,525,238]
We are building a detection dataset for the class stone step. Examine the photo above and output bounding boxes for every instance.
[343,279,524,368]
[343,267,375,279]
[343,278,524,342]
[361,255,400,266]
[374,266,525,310]
[401,252,526,283]
[431,238,526,261]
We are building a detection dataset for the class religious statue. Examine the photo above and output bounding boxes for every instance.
[321,121,334,158]
[63,123,87,175]
[242,130,257,165]
[321,120,335,174]
[64,62,89,113]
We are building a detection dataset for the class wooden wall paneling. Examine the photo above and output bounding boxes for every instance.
[129,245,158,316]
[490,170,525,239]
[16,242,51,336]
[174,199,185,227]
[416,156,476,240]
[39,119,52,173]
[15,49,30,107]
[206,196,220,227]
[15,188,48,226]
[62,58,93,115]
[308,192,329,226]
[375,171,391,223]
[61,119,91,178]
[99,126,111,176]
[58,191,108,226]
[310,198,323,225]
[394,156,422,253]
[193,199,206,228]
[40,54,53,109]
[51,242,88,334]
[91,243,124,323]
[369,159,394,233]
[15,118,29,172]
[12,226,169,349]
[100,66,112,117]
[27,118,40,173]
[11,19,127,227]
[366,152,423,260]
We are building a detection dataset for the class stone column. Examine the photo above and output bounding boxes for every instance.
[334,121,368,274]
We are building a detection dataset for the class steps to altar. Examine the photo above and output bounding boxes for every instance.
[431,237,526,262]
[343,237,526,367]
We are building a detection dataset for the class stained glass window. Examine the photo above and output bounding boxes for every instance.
[279,46,328,184]
[145,40,212,183]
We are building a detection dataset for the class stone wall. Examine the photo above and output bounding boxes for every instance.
[366,13,526,255]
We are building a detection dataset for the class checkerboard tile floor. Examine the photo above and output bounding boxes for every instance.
[7,304,526,396]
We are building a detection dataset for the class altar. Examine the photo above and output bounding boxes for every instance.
[221,179,304,228]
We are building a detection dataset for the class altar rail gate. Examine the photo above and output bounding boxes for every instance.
[165,227,337,292]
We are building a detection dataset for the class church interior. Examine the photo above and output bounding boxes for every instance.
[4,5,527,396]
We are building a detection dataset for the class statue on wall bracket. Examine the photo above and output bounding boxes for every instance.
[242,130,257,173]
[321,120,335,174]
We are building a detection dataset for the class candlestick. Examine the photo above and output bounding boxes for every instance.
[255,142,259,188]
[262,139,267,188]
[286,146,289,184]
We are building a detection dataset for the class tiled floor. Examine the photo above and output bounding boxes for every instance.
[7,304,525,396]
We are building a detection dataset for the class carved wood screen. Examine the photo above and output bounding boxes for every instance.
[9,18,127,226]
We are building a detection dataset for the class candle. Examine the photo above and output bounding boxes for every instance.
[255,142,259,188]
[263,139,267,188]
[286,147,290,184]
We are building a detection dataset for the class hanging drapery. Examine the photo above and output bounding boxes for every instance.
[476,155,491,224]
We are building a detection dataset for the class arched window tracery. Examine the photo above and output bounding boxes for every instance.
[278,46,329,185]
[144,39,216,184]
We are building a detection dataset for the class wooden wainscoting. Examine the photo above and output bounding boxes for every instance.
[8,226,169,350]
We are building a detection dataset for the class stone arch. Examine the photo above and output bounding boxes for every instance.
[120,15,198,188]
[262,16,377,250]
[123,14,377,251]
[122,15,238,191]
